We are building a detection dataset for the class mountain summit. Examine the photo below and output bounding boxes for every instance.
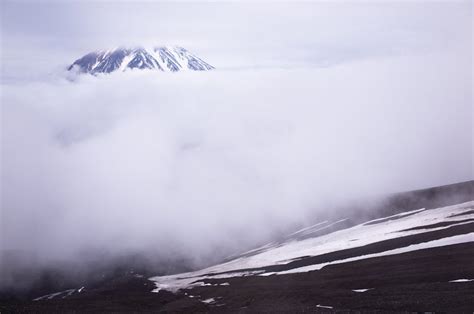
[68,46,214,75]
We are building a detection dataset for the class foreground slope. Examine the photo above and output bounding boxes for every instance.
[2,181,473,312]
[150,201,474,291]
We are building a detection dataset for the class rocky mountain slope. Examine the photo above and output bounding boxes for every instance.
[2,181,473,312]
[68,46,214,74]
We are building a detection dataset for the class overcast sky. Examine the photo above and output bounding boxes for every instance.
[1,1,472,80]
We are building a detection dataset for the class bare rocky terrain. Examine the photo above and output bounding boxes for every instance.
[1,181,473,313]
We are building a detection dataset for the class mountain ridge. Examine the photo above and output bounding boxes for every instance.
[68,46,214,75]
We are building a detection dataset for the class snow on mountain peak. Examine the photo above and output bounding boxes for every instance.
[68,46,214,75]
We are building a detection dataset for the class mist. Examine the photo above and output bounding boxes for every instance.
[1,51,472,286]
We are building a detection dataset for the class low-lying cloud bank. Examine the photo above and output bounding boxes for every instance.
[1,52,472,290]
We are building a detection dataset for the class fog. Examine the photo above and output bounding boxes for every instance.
[1,52,472,281]
[0,1,472,293]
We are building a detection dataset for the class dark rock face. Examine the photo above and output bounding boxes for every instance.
[68,46,214,75]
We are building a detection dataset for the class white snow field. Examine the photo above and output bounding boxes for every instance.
[150,201,474,293]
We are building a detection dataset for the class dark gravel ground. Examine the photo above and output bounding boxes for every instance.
[193,242,474,313]
[1,242,473,313]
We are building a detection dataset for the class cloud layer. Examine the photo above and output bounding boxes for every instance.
[1,52,472,276]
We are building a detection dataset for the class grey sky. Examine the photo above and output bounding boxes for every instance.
[1,1,471,79]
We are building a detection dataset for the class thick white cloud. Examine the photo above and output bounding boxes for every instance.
[1,51,472,269]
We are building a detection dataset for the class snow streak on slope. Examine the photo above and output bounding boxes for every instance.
[33,288,84,301]
[150,201,474,292]
[270,232,474,275]
[68,46,214,75]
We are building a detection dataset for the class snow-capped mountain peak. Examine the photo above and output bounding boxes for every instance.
[68,46,214,74]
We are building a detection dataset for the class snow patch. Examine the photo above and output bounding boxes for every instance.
[449,279,474,283]
[316,304,333,309]
[352,288,372,293]
[201,298,216,304]
[151,271,263,293]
